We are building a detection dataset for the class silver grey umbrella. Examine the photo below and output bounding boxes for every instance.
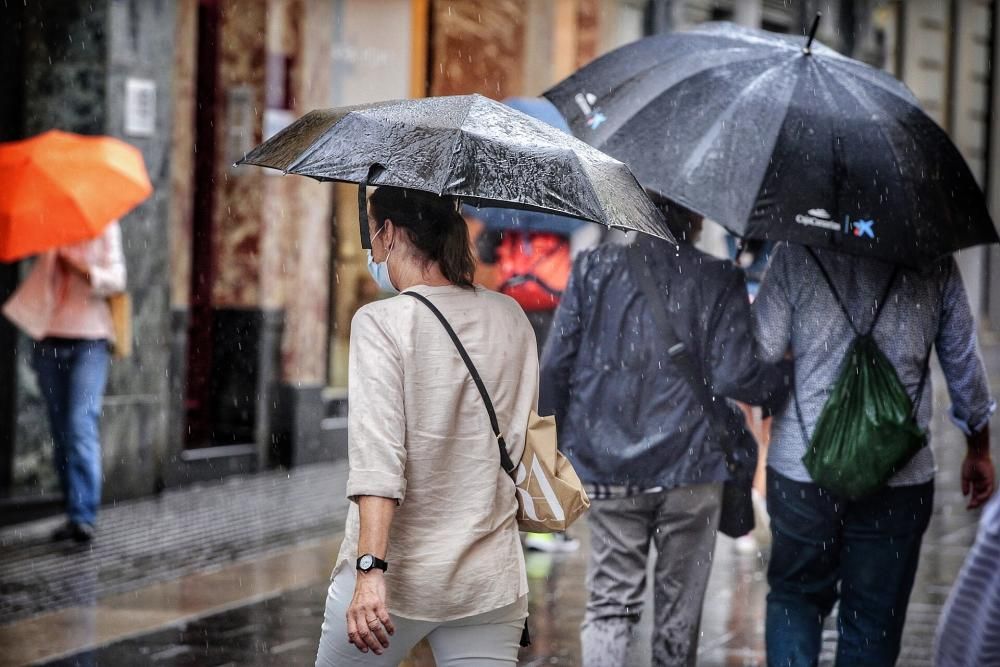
[237,94,672,247]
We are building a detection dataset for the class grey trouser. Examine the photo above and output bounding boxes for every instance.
[582,483,722,667]
[315,567,527,667]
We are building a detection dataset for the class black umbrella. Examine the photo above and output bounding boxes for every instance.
[545,19,999,267]
[237,94,672,247]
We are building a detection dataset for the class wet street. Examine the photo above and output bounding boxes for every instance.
[1,344,997,666]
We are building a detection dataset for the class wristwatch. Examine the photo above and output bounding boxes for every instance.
[356,553,389,573]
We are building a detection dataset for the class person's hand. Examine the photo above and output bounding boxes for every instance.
[346,571,395,655]
[961,452,995,510]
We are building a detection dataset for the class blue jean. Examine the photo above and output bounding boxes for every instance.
[765,468,933,667]
[32,338,110,526]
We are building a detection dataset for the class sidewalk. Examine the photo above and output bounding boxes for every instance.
[0,463,350,665]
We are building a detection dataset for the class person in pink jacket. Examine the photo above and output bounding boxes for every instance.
[3,222,126,543]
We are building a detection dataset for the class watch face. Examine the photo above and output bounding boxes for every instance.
[359,554,373,570]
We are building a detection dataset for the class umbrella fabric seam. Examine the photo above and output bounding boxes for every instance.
[822,57,921,107]
[442,100,480,199]
[819,64,927,254]
[548,50,781,145]
[284,113,350,174]
[675,58,798,229]
[738,61,812,235]
[568,150,613,230]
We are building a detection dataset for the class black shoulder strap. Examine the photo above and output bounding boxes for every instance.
[805,247,898,336]
[401,291,517,475]
[625,244,731,449]
[792,253,935,445]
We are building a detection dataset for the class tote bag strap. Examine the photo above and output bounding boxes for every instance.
[401,291,517,475]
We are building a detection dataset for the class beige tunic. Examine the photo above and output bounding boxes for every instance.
[335,284,538,622]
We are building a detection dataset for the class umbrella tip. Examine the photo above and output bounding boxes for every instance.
[804,12,822,55]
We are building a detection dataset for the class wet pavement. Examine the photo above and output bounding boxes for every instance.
[1,344,997,666]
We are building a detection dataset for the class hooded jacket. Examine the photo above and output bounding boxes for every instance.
[539,236,788,489]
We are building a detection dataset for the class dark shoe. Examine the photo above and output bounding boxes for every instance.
[51,522,76,542]
[71,523,94,543]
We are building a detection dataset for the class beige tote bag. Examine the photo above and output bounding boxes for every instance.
[404,291,589,533]
[107,292,133,358]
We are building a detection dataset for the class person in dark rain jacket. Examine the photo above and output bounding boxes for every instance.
[539,204,788,667]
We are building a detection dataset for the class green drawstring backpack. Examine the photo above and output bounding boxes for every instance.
[796,249,933,500]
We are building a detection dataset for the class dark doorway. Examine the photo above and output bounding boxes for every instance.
[184,0,220,448]
[0,0,26,501]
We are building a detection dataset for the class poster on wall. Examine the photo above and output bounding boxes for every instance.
[124,78,156,137]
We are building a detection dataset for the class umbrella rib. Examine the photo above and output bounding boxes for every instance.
[822,57,920,107]
[283,101,410,173]
[736,66,809,232]
[672,58,798,227]
[588,50,783,142]
[441,101,479,197]
[821,67,925,244]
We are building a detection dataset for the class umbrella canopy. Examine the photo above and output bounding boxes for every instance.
[0,130,152,262]
[238,94,671,246]
[465,97,585,236]
[545,21,999,266]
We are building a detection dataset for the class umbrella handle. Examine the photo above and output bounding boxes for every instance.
[803,12,822,55]
[358,181,371,249]
[358,163,385,249]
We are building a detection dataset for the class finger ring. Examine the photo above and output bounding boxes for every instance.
[367,618,381,628]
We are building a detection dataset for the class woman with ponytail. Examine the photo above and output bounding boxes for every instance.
[316,187,538,666]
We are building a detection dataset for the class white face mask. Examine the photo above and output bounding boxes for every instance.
[366,225,397,293]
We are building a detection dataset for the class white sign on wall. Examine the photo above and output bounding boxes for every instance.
[124,78,156,137]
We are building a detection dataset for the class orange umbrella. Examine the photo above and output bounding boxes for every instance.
[0,130,153,262]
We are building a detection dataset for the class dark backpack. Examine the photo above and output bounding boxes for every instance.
[796,249,932,500]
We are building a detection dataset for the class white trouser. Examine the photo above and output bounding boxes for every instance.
[315,567,527,666]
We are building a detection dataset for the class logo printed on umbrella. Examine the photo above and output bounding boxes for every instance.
[850,219,875,238]
[574,92,606,129]
[795,208,841,232]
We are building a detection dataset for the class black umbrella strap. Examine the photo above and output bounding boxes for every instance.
[805,247,899,337]
[359,164,385,250]
[401,291,517,476]
[791,256,939,447]
[358,183,371,249]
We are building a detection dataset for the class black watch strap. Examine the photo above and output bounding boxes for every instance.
[356,553,388,573]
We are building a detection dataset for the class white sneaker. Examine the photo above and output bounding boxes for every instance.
[523,532,580,553]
